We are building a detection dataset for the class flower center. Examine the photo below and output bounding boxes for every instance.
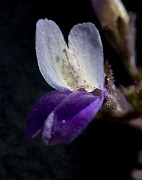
[55,48,95,92]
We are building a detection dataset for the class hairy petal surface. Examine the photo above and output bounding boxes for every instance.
[26,91,70,138]
[68,22,104,91]
[36,19,69,91]
[36,19,104,92]
[43,90,105,144]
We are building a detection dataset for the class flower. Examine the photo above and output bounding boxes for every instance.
[26,19,107,145]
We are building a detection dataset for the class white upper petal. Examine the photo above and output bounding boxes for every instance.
[68,22,104,91]
[36,19,104,92]
[36,19,69,91]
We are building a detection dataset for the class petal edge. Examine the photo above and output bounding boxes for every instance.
[26,91,70,138]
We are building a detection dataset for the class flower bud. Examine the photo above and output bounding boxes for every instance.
[91,0,138,78]
[91,0,129,32]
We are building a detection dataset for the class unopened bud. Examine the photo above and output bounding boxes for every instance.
[91,0,129,30]
[91,0,138,78]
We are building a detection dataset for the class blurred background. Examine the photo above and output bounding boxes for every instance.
[0,0,142,179]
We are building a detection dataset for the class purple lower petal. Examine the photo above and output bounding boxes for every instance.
[43,90,105,144]
[26,91,70,138]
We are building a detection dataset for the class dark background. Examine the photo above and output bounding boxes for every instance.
[0,0,142,179]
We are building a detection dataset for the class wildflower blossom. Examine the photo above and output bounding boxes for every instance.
[26,19,107,145]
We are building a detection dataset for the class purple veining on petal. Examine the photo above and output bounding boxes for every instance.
[43,90,105,144]
[26,91,70,138]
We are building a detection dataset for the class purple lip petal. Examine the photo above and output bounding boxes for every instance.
[43,90,105,144]
[26,91,70,138]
